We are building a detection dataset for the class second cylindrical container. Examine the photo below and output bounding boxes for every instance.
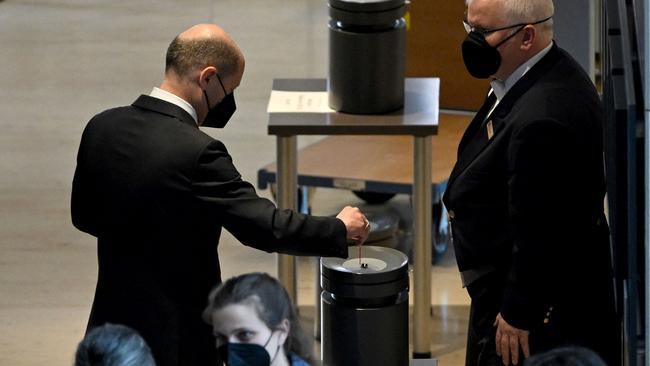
[328,0,406,114]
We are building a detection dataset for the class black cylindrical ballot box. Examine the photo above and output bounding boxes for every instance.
[321,246,409,366]
[328,0,406,114]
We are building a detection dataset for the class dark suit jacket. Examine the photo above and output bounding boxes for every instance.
[442,44,619,363]
[71,95,348,366]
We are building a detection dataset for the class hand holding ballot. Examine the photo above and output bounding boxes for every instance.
[336,206,371,245]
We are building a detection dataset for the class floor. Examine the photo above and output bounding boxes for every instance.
[0,1,471,365]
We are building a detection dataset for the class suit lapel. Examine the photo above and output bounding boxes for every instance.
[132,95,197,128]
[456,92,497,156]
[447,43,563,188]
[447,92,497,186]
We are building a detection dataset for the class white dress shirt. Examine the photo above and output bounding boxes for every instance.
[149,87,198,125]
[487,41,554,117]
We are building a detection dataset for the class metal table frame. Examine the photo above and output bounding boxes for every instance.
[268,78,438,357]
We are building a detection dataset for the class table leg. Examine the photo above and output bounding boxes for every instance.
[413,135,433,358]
[276,135,298,301]
[296,186,323,340]
[314,257,321,340]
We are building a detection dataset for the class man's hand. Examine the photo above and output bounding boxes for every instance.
[494,313,530,365]
[335,206,370,245]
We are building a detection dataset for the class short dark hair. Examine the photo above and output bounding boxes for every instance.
[524,346,607,366]
[75,323,156,366]
[165,35,240,79]
[203,272,315,364]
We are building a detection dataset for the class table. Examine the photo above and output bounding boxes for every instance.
[258,114,472,199]
[269,77,439,357]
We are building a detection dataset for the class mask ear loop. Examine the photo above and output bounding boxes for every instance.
[203,90,212,111]
[201,70,217,111]
[490,14,553,49]
[263,330,283,365]
[270,344,282,365]
[492,25,525,49]
[216,74,229,96]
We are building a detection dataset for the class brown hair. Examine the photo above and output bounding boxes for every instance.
[203,272,315,364]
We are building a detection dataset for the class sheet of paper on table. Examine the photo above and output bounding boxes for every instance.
[267,90,335,113]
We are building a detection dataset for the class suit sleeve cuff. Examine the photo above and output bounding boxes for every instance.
[331,218,349,258]
[500,285,535,330]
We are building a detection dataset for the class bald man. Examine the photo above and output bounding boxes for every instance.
[443,1,619,365]
[71,24,369,366]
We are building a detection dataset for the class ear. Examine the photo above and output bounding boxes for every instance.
[198,66,218,89]
[520,25,536,50]
[276,319,290,346]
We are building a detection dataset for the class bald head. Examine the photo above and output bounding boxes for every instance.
[165,24,244,81]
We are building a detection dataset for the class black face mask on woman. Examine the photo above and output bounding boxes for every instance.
[217,331,281,366]
[202,74,236,128]
[461,16,553,79]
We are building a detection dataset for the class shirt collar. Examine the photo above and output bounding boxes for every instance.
[149,87,198,124]
[490,41,553,101]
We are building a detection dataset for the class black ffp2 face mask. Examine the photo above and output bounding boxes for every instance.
[202,91,236,128]
[202,74,237,128]
[462,31,503,79]
[461,28,523,79]
[461,15,552,79]
[218,342,271,366]
[217,332,281,366]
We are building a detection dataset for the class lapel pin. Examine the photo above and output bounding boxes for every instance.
[486,120,494,140]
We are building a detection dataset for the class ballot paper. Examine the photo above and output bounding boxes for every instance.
[267,90,335,113]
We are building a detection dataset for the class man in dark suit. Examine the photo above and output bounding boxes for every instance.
[71,24,370,366]
[443,1,619,365]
